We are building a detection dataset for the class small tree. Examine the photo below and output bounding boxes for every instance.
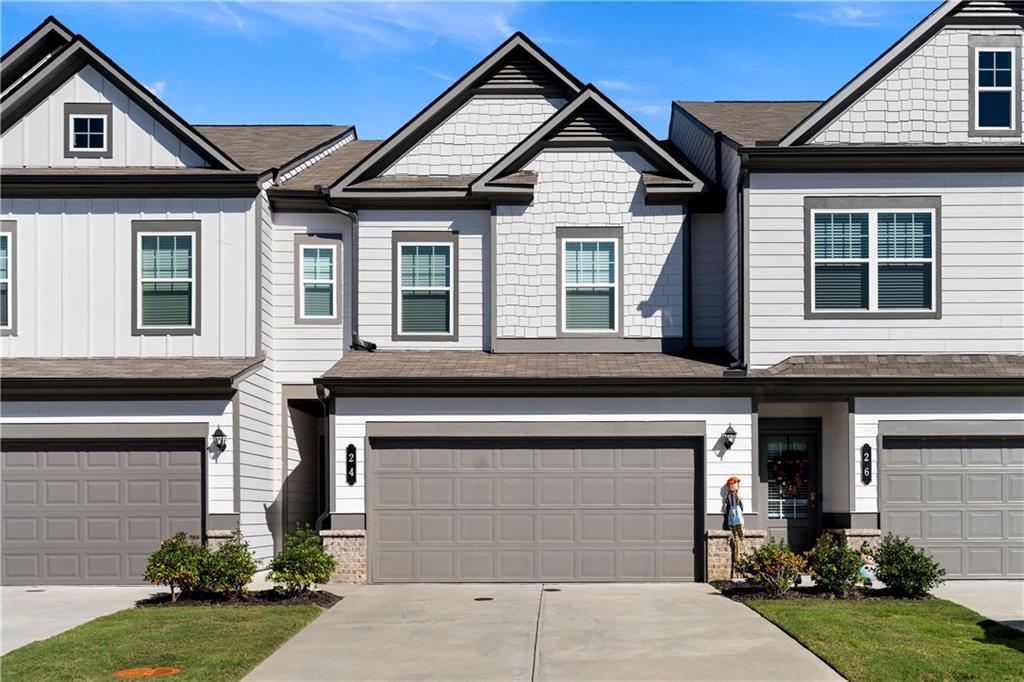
[736,538,805,597]
[203,530,259,596]
[872,534,946,598]
[143,533,206,602]
[805,534,863,598]
[269,526,336,594]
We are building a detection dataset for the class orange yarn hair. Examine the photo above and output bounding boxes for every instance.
[726,476,742,487]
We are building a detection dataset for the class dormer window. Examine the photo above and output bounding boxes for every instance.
[63,103,113,158]
[969,36,1020,137]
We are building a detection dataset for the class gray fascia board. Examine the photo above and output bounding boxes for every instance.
[779,0,962,145]
[366,420,707,439]
[878,419,1024,438]
[2,38,243,170]
[329,34,582,195]
[0,17,74,88]
[741,145,1024,172]
[2,421,210,440]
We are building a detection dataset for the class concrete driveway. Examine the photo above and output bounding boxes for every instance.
[935,581,1024,631]
[1,585,161,655]
[245,583,839,682]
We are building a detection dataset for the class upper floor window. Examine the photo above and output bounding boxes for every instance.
[977,49,1014,130]
[63,103,113,159]
[0,222,14,335]
[132,221,201,335]
[395,237,456,339]
[294,234,342,325]
[562,238,618,333]
[811,209,935,315]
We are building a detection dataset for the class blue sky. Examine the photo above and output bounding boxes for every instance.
[2,1,935,139]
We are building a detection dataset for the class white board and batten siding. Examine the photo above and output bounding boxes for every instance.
[495,149,685,340]
[747,172,1024,369]
[332,396,754,519]
[852,397,1024,514]
[2,65,208,168]
[0,197,259,359]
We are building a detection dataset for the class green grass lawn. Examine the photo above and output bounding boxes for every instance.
[0,605,322,682]
[749,598,1024,682]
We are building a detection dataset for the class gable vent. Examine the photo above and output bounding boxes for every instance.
[951,0,1024,18]
[478,48,566,91]
[548,104,631,144]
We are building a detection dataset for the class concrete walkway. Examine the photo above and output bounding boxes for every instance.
[1,585,160,655]
[245,583,840,682]
[935,580,1024,631]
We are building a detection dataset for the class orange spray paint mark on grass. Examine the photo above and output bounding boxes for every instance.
[112,666,184,678]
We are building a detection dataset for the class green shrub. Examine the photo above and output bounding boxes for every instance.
[202,530,259,596]
[805,534,863,598]
[268,526,336,594]
[736,538,805,597]
[143,533,206,602]
[872,534,946,598]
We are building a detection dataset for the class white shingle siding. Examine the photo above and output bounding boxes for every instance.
[383,96,565,176]
[813,27,1024,145]
[747,171,1024,369]
[357,209,490,350]
[333,396,754,517]
[852,397,1024,514]
[1,66,209,168]
[0,197,259,358]
[495,149,685,340]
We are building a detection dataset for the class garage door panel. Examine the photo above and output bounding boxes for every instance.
[881,436,1023,579]
[369,437,700,582]
[2,440,202,585]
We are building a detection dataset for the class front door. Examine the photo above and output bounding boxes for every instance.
[762,432,820,552]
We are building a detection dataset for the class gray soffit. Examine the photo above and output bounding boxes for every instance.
[194,124,354,174]
[778,0,987,146]
[741,145,1024,172]
[1,167,260,198]
[329,33,583,195]
[1,35,243,170]
[673,101,822,147]
[0,16,73,93]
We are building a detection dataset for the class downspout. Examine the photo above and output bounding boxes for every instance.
[320,190,376,351]
[313,382,333,531]
[731,153,749,371]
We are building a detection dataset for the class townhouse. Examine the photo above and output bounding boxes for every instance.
[1,0,1020,587]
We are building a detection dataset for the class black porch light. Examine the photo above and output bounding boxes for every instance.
[211,427,227,452]
[723,424,737,450]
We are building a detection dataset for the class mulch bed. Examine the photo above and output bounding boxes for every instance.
[137,589,342,609]
[711,579,931,602]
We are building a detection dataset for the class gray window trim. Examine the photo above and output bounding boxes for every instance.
[878,419,1024,438]
[803,196,942,320]
[294,233,343,325]
[391,230,459,342]
[1,421,210,440]
[1,221,16,337]
[131,220,202,336]
[63,102,113,159]
[556,226,624,339]
[968,35,1022,138]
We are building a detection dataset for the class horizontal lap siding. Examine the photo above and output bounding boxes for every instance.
[747,172,1024,368]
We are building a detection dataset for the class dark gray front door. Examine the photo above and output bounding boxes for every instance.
[368,437,701,582]
[762,433,820,552]
[881,436,1023,578]
[2,440,203,585]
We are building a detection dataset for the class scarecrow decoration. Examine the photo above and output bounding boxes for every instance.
[723,476,744,572]
[770,450,807,498]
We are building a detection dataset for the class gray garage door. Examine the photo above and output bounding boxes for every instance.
[2,440,203,585]
[368,438,700,582]
[881,437,1024,578]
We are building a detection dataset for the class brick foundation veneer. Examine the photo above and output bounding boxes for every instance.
[827,528,882,558]
[321,529,367,584]
[706,529,767,582]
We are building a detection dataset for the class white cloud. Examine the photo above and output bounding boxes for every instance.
[792,3,888,28]
[595,79,638,92]
[631,104,664,116]
[419,67,456,83]
[147,80,168,96]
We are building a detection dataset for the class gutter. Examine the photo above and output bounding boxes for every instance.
[741,145,1024,172]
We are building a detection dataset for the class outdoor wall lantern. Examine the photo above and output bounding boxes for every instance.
[723,425,737,450]
[211,427,227,452]
[346,444,357,485]
[861,444,873,485]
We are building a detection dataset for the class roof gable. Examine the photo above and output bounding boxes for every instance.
[1,33,242,170]
[472,87,707,201]
[1,16,73,94]
[329,33,582,195]
[779,0,1022,145]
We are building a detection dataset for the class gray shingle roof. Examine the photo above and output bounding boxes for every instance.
[758,354,1024,378]
[1,356,262,381]
[675,101,822,146]
[275,140,383,192]
[195,125,352,173]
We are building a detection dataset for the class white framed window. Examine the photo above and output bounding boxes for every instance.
[0,231,11,330]
[137,232,195,329]
[397,242,453,336]
[561,238,618,333]
[976,47,1015,131]
[69,115,107,152]
[811,209,935,313]
[300,244,336,319]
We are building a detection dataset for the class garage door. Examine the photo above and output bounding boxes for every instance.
[881,437,1024,578]
[2,440,203,585]
[368,438,701,582]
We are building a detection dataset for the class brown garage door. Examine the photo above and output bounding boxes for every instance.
[881,436,1024,578]
[368,438,701,582]
[2,440,203,585]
